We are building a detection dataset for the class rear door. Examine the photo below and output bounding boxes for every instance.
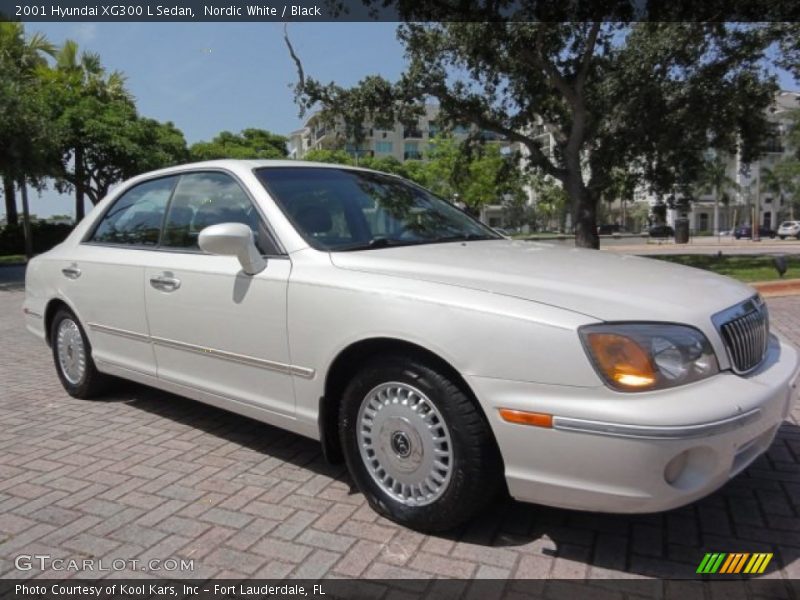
[141,171,296,417]
[70,175,178,377]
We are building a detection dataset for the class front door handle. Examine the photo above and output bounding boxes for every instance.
[149,274,181,292]
[61,264,81,279]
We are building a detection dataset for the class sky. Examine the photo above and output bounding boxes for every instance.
[13,22,800,218]
[22,22,408,217]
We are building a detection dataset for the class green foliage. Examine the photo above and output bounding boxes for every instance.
[652,254,800,283]
[0,22,56,184]
[189,129,288,161]
[44,43,189,208]
[530,175,569,231]
[290,20,782,248]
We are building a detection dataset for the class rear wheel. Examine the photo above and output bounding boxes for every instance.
[339,354,503,532]
[50,308,110,399]
[780,235,786,240]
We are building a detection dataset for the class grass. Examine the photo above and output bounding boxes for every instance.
[651,254,800,282]
[0,255,25,265]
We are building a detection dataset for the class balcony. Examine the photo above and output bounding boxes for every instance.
[403,127,423,139]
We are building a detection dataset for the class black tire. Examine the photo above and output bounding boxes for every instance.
[780,236,786,240]
[50,308,110,399]
[339,354,503,532]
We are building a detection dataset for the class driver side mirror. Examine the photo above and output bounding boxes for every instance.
[198,222,266,275]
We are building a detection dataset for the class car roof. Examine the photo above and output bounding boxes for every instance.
[132,159,385,181]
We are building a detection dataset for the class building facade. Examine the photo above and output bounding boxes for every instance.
[679,90,798,233]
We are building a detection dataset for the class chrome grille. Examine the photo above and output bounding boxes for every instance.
[714,297,769,374]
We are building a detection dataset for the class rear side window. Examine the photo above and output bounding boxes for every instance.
[161,172,277,255]
[89,177,176,246]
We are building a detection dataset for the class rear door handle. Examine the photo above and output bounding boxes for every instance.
[149,274,181,292]
[61,264,81,279]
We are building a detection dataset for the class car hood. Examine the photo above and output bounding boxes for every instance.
[329,240,755,322]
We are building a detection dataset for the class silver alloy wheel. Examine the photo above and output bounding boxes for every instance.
[357,382,453,506]
[56,318,86,385]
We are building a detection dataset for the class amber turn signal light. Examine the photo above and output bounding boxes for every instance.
[498,409,553,428]
[585,332,657,389]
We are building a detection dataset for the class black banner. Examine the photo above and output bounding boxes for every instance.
[2,579,799,600]
[1,0,799,23]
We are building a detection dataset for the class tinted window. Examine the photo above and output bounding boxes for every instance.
[90,177,176,246]
[162,172,277,255]
[255,167,498,251]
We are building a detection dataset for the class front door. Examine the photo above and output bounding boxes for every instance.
[142,171,295,417]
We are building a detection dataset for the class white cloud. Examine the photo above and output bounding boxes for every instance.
[71,23,97,43]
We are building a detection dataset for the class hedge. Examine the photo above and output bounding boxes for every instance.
[0,222,74,256]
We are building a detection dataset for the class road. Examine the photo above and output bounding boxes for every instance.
[0,287,798,583]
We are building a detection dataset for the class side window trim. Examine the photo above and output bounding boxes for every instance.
[82,174,180,245]
[81,168,286,257]
[159,169,284,257]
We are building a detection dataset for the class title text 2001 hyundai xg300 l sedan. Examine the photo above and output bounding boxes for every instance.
[24,160,800,531]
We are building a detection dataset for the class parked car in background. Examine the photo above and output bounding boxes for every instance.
[597,223,624,235]
[734,224,777,239]
[777,221,800,240]
[23,160,800,531]
[648,224,674,238]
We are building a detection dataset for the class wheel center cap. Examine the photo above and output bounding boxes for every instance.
[390,431,412,458]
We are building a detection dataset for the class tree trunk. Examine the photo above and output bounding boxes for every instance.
[567,175,599,249]
[3,176,18,226]
[74,145,85,221]
[713,186,720,237]
[18,179,33,259]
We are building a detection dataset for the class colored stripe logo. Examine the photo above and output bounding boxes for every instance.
[696,553,773,574]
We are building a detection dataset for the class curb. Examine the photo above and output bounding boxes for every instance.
[751,279,800,298]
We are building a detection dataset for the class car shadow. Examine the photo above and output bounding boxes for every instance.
[113,379,798,581]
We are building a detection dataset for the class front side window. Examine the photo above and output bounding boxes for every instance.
[89,177,176,246]
[255,167,499,251]
[161,172,277,255]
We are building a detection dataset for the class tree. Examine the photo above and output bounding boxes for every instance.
[0,22,56,256]
[288,19,779,248]
[530,175,569,232]
[696,153,739,235]
[42,42,189,212]
[762,159,800,221]
[189,129,288,161]
[48,40,152,221]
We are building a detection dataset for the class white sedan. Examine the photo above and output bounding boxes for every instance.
[23,160,800,531]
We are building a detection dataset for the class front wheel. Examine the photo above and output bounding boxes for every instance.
[339,355,503,532]
[50,308,110,399]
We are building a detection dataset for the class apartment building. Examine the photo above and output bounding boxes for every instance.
[287,105,469,162]
[676,90,799,233]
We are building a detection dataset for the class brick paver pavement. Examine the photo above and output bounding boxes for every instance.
[0,288,798,581]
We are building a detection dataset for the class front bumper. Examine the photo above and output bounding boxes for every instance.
[469,335,799,513]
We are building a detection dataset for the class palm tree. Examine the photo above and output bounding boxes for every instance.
[763,159,800,221]
[0,22,54,256]
[54,40,132,220]
[696,152,739,235]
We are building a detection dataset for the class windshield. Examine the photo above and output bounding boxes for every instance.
[255,167,500,251]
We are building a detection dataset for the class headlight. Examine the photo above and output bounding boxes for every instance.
[579,323,719,392]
